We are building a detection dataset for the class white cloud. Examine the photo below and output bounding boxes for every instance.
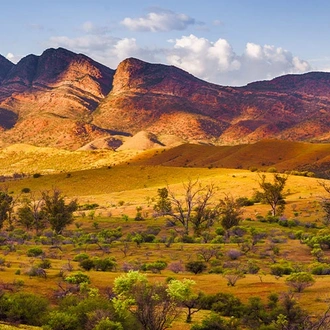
[48,33,120,52]
[6,53,14,60]
[47,28,311,86]
[166,35,311,85]
[245,43,263,59]
[6,52,21,63]
[47,33,158,69]
[121,8,198,32]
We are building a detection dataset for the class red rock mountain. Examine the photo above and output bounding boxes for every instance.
[0,47,330,150]
[0,48,114,149]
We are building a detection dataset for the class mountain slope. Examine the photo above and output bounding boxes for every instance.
[0,48,115,149]
[134,139,330,176]
[93,57,330,145]
[1,49,330,150]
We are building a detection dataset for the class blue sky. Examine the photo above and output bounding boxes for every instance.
[1,0,330,86]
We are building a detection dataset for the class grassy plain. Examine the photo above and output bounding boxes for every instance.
[2,141,330,329]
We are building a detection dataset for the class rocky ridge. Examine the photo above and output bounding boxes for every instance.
[0,48,330,150]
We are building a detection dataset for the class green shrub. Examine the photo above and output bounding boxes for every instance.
[186,261,207,274]
[310,263,330,275]
[94,318,124,330]
[236,197,254,206]
[267,167,277,173]
[211,235,225,244]
[215,227,225,236]
[46,311,80,330]
[144,260,167,273]
[270,263,293,277]
[191,312,240,330]
[79,203,99,210]
[3,292,49,326]
[65,272,91,285]
[209,266,224,274]
[27,247,43,257]
[38,259,51,269]
[79,258,95,271]
[93,257,117,272]
[73,253,90,262]
[181,235,195,243]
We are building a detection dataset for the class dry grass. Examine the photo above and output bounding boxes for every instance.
[1,155,330,328]
[134,139,330,174]
[0,323,41,329]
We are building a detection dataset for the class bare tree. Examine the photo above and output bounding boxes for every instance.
[164,179,217,236]
[17,192,46,234]
[197,246,221,262]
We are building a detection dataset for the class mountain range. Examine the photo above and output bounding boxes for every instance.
[1,47,330,150]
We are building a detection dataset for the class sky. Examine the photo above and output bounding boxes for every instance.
[2,0,330,86]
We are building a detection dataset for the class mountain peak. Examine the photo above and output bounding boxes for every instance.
[1,47,330,150]
[0,55,15,84]
[112,56,204,94]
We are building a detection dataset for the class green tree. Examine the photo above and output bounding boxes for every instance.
[113,271,180,330]
[153,188,172,216]
[3,292,49,326]
[0,190,13,229]
[218,195,243,232]
[93,318,124,330]
[41,188,78,234]
[17,193,46,234]
[191,312,240,330]
[258,174,288,216]
[46,311,80,330]
[167,278,204,323]
[285,272,315,292]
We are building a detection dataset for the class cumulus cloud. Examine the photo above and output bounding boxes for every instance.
[166,35,311,85]
[47,26,311,86]
[6,52,21,63]
[121,8,199,32]
[48,33,158,69]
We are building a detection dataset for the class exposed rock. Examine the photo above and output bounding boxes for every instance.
[0,48,115,149]
[1,49,330,150]
[0,55,15,84]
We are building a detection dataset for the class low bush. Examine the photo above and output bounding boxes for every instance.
[27,247,44,257]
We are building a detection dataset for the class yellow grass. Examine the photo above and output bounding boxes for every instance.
[1,147,330,327]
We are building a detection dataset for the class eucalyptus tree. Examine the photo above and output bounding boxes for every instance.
[258,173,288,216]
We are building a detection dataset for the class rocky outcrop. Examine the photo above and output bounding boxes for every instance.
[1,49,330,150]
[0,48,115,148]
[0,55,15,84]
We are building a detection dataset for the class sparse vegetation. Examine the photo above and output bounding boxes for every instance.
[0,163,329,329]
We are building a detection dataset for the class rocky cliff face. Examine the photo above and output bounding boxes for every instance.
[0,48,330,150]
[0,48,115,148]
[0,55,15,84]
